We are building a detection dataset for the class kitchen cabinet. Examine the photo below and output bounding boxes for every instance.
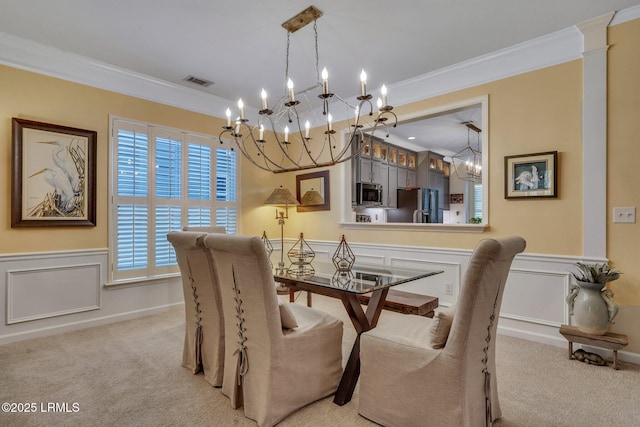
[359,157,373,183]
[352,133,416,207]
[425,151,450,211]
[372,161,389,205]
[398,168,407,189]
[388,165,398,207]
[389,147,398,166]
[372,139,388,162]
[407,169,416,187]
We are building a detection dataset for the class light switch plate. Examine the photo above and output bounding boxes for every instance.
[613,207,636,223]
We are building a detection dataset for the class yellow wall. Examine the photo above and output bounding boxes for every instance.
[242,60,585,255]
[0,65,226,253]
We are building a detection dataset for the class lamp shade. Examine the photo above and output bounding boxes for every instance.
[301,189,324,206]
[264,186,300,206]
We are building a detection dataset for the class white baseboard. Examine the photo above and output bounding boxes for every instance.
[0,302,183,346]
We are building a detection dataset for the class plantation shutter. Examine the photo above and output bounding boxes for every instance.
[110,118,239,283]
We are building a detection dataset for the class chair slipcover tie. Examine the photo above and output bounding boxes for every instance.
[231,267,249,383]
[482,286,500,427]
[186,259,203,369]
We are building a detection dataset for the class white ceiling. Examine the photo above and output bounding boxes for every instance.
[1,0,639,154]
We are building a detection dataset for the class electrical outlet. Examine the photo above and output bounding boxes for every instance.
[445,282,453,296]
[613,207,636,223]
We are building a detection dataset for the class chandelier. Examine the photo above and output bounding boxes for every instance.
[451,121,482,183]
[219,5,397,174]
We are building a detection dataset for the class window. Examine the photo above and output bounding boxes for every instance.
[110,118,238,282]
[468,182,482,223]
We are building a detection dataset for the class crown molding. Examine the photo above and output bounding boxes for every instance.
[611,3,640,25]
[1,5,638,120]
[387,26,584,108]
[0,32,237,118]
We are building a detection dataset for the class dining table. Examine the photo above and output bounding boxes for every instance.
[274,259,443,406]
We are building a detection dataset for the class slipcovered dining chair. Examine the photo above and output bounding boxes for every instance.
[183,225,226,233]
[167,231,225,387]
[359,236,526,427]
[203,233,343,427]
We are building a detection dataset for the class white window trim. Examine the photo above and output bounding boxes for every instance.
[107,115,240,285]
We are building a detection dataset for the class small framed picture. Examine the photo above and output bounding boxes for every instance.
[450,193,464,204]
[296,170,330,212]
[11,118,97,227]
[504,151,557,199]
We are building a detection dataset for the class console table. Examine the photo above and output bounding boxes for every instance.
[559,324,628,370]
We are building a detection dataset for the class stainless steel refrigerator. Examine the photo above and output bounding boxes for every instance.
[387,188,440,223]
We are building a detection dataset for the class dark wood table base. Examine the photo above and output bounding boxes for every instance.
[278,280,389,406]
[358,289,438,318]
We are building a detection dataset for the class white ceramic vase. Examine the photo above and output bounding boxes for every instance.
[566,280,618,335]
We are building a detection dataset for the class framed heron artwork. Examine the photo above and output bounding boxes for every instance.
[11,118,97,227]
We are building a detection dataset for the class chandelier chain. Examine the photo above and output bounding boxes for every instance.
[314,20,320,83]
[285,31,290,92]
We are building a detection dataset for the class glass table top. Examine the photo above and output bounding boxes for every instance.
[274,259,442,294]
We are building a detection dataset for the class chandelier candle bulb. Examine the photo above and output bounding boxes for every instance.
[261,89,268,110]
[284,126,289,142]
[322,67,329,94]
[235,119,240,135]
[377,98,383,109]
[237,99,245,120]
[225,108,231,127]
[381,84,388,106]
[328,114,333,131]
[259,124,264,141]
[287,78,295,102]
[305,121,310,139]
[360,70,367,96]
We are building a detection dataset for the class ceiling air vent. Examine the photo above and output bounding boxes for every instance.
[183,75,213,87]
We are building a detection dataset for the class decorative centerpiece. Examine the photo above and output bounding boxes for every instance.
[287,233,315,278]
[332,235,356,274]
[566,262,621,335]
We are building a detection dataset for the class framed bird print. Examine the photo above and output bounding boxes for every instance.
[504,151,557,199]
[11,118,97,227]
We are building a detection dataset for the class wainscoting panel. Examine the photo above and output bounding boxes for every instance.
[500,268,570,327]
[4,241,635,364]
[0,249,184,345]
[7,263,101,324]
[286,238,636,359]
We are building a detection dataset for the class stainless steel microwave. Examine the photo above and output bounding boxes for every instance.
[356,182,383,206]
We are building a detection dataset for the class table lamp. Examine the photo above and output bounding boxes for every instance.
[264,185,299,275]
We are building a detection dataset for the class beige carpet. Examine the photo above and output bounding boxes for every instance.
[1,294,639,427]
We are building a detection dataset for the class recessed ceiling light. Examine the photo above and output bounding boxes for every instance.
[408,136,416,140]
